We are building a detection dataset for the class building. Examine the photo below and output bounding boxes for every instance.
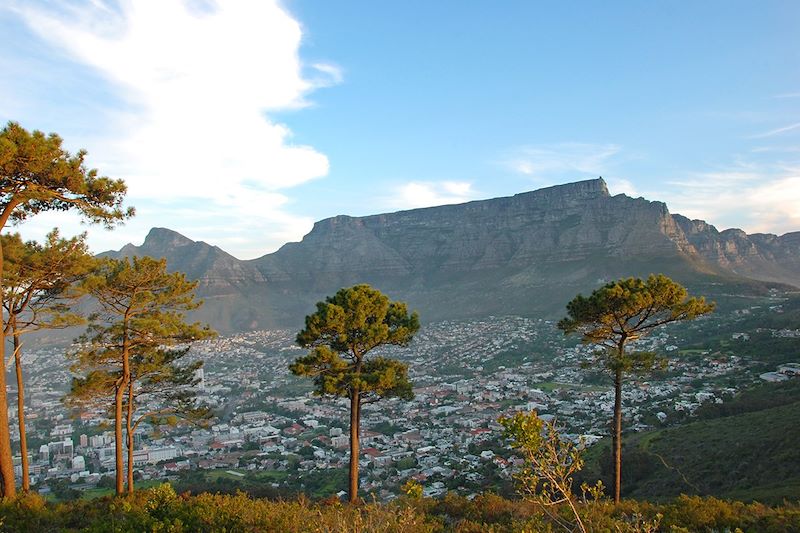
[331,435,349,449]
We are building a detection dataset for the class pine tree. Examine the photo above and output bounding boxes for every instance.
[0,121,131,496]
[2,230,94,491]
[290,284,419,503]
[68,256,214,495]
[558,274,714,503]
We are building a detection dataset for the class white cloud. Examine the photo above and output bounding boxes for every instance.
[309,63,344,87]
[605,177,639,197]
[6,0,338,258]
[652,164,800,236]
[388,181,477,210]
[501,142,621,179]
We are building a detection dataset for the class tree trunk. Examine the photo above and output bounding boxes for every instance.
[126,380,135,495]
[612,366,623,504]
[0,241,16,497]
[114,380,125,496]
[115,327,131,496]
[356,398,361,441]
[12,326,29,492]
[348,390,360,503]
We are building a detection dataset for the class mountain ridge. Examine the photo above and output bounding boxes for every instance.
[104,179,800,332]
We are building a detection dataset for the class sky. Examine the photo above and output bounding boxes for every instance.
[1,0,799,259]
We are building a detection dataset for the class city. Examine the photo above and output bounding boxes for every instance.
[11,294,797,500]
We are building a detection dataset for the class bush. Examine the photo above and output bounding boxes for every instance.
[0,485,798,532]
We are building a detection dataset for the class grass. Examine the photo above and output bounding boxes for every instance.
[51,479,168,502]
[200,468,288,485]
[4,485,799,532]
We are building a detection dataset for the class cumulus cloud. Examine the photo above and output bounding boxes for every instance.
[6,0,338,258]
[501,142,621,179]
[605,177,640,197]
[388,181,477,209]
[653,164,800,236]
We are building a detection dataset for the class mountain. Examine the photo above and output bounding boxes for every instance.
[106,179,800,333]
[673,214,800,287]
[106,227,266,293]
[101,228,273,331]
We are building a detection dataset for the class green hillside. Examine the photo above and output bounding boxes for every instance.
[581,380,800,504]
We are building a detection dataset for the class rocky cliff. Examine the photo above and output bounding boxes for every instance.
[254,179,695,281]
[673,215,800,287]
[106,179,800,332]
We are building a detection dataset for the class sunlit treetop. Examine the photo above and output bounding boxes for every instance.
[0,121,133,228]
[557,274,715,348]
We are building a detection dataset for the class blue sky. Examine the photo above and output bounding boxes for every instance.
[1,1,799,258]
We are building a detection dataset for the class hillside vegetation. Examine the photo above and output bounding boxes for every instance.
[580,380,800,504]
[1,485,800,532]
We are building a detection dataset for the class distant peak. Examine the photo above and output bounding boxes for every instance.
[143,227,194,247]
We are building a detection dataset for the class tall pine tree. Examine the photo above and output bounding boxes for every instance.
[558,274,714,503]
[2,230,94,491]
[68,256,214,495]
[290,284,419,503]
[0,121,131,496]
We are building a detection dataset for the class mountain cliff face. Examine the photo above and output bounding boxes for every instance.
[107,179,800,332]
[254,179,695,282]
[673,215,800,287]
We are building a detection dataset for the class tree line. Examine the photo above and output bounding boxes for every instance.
[0,122,213,497]
[2,120,715,510]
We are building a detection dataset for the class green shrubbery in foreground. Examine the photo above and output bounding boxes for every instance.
[1,484,799,532]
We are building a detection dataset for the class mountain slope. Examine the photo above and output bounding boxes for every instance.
[579,380,800,504]
[101,228,274,331]
[106,179,800,332]
[674,214,800,287]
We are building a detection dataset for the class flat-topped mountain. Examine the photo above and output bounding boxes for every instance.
[107,179,800,332]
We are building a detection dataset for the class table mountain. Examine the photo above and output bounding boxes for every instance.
[105,179,800,332]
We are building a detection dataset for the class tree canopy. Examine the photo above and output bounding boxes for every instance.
[291,284,418,404]
[0,121,133,227]
[558,274,714,350]
[290,284,419,503]
[2,230,93,333]
[69,256,215,495]
[558,274,714,504]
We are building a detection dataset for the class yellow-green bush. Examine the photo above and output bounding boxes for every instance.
[1,485,798,532]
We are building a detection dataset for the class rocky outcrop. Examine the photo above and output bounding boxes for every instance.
[673,215,800,286]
